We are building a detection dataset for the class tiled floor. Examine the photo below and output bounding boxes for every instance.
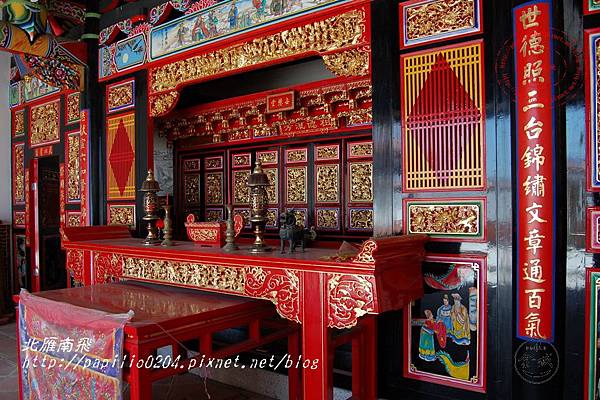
[0,322,274,400]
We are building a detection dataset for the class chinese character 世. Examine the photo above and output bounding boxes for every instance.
[523,259,545,283]
[524,116,543,139]
[520,5,542,30]
[525,288,545,309]
[523,60,544,85]
[521,144,546,172]
[524,312,544,338]
[526,202,547,224]
[523,174,546,197]
[524,228,545,255]
[520,32,545,57]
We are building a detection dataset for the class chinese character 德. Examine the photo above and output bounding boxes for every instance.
[520,32,545,56]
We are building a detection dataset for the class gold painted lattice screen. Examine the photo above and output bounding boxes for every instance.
[402,41,485,191]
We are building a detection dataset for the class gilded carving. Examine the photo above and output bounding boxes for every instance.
[30,101,59,146]
[349,142,373,158]
[187,228,218,241]
[14,211,25,226]
[67,93,81,122]
[264,168,278,204]
[205,172,223,205]
[327,274,375,328]
[13,144,25,203]
[349,209,373,230]
[13,110,25,136]
[122,257,245,294]
[245,267,300,322]
[184,174,200,205]
[289,209,307,228]
[316,164,339,203]
[316,145,339,161]
[257,151,278,165]
[67,133,81,201]
[349,162,373,203]
[204,157,222,170]
[286,167,307,203]
[233,170,251,204]
[150,91,179,117]
[107,81,134,112]
[233,154,251,167]
[286,149,307,163]
[266,208,278,228]
[405,0,476,42]
[322,47,370,77]
[316,208,339,230]
[67,213,82,227]
[94,252,123,283]
[407,203,481,236]
[150,10,366,94]
[108,205,135,227]
[66,249,84,285]
[353,239,378,264]
[206,209,224,222]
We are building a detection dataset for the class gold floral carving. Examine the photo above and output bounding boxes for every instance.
[122,257,245,293]
[184,174,200,205]
[13,144,25,203]
[245,267,300,322]
[30,101,59,146]
[316,145,339,160]
[286,167,307,203]
[150,10,366,94]
[408,203,480,235]
[107,83,133,112]
[349,162,373,202]
[67,214,81,227]
[14,212,25,226]
[322,47,370,77]
[264,168,278,204]
[13,110,25,136]
[349,142,373,158]
[205,172,223,205]
[405,0,476,41]
[206,209,223,222]
[286,149,307,163]
[67,133,81,201]
[108,205,135,227]
[67,93,81,122]
[150,91,179,117]
[233,170,251,204]
[316,165,339,203]
[233,154,251,167]
[327,273,375,328]
[266,209,278,227]
[316,208,339,229]
[290,209,307,228]
[349,209,373,230]
[204,157,222,170]
[188,228,218,241]
[258,151,278,165]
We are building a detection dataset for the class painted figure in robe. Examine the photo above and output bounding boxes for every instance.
[418,309,446,361]
[450,293,470,345]
[436,294,453,333]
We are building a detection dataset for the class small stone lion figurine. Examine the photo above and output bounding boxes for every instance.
[278,210,316,254]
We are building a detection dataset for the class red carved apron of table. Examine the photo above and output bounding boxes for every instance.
[62,227,428,400]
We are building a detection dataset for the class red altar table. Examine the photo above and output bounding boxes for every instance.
[62,227,428,400]
[19,281,299,400]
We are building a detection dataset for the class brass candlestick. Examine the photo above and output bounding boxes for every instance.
[247,161,271,253]
[140,170,161,245]
[161,205,174,246]
[222,205,238,252]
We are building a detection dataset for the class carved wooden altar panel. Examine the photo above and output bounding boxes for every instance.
[66,92,81,124]
[29,99,60,148]
[106,79,135,114]
[106,112,136,200]
[12,109,25,137]
[107,204,136,228]
[12,143,25,204]
[65,131,81,203]
[401,40,485,192]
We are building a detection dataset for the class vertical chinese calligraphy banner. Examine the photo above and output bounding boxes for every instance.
[513,0,556,342]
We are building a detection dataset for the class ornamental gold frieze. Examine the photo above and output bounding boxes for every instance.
[322,47,370,77]
[13,143,25,203]
[107,81,134,113]
[149,9,367,95]
[349,208,373,230]
[122,257,245,294]
[286,167,307,203]
[349,142,373,158]
[316,165,339,203]
[264,168,279,204]
[67,93,81,123]
[108,205,135,227]
[67,133,81,201]
[233,170,251,204]
[30,100,60,146]
[349,162,373,202]
[184,174,200,205]
[205,172,224,205]
[13,110,25,136]
[316,208,340,230]
[150,91,179,117]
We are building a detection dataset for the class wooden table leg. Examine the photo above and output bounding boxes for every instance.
[301,272,333,400]
[361,315,377,400]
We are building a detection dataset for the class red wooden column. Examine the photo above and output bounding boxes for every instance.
[300,271,333,400]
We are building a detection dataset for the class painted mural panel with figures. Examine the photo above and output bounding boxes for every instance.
[404,254,486,392]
